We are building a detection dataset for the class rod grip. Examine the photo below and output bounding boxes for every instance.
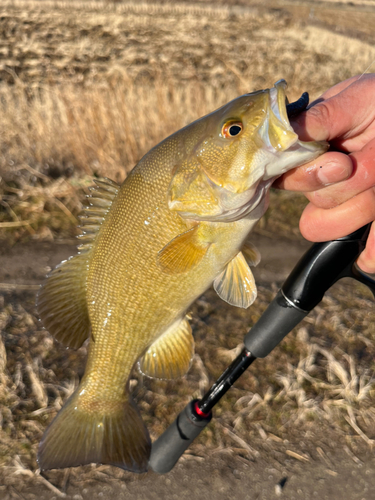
[244,290,307,358]
[149,400,212,474]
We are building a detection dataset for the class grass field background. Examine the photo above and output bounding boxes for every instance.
[1,0,375,241]
[1,0,375,495]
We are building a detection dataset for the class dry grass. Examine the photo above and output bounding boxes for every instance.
[1,0,375,241]
[1,0,375,492]
[1,277,375,491]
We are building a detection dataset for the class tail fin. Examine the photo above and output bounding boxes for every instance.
[38,390,151,473]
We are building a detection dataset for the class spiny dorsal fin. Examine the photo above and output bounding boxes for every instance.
[77,177,119,253]
[138,316,194,379]
[157,224,210,274]
[37,178,120,349]
[214,251,257,309]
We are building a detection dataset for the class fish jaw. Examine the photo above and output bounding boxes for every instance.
[260,79,328,180]
[168,80,328,223]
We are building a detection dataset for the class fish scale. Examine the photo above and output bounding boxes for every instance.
[36,80,327,472]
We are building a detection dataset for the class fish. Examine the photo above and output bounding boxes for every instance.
[37,80,328,473]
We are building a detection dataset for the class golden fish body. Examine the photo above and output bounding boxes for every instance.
[37,80,327,472]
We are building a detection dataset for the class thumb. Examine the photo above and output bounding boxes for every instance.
[291,75,375,144]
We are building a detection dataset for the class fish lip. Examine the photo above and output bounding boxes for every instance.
[271,80,328,154]
[271,79,290,129]
[257,80,298,156]
[271,80,309,129]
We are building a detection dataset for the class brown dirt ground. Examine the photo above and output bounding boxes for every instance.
[1,236,375,499]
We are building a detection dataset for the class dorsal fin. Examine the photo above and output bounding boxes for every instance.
[77,177,119,253]
[37,177,120,349]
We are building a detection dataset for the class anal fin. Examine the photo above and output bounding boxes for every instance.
[138,316,194,379]
[214,251,257,309]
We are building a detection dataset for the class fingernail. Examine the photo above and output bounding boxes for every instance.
[317,162,351,185]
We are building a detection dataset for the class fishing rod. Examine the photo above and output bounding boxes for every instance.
[149,91,375,474]
[150,223,375,474]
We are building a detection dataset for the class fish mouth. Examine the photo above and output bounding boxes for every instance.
[270,79,310,131]
[270,80,327,149]
[270,79,291,129]
[262,80,329,181]
[209,81,328,222]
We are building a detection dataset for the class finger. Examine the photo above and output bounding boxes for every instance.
[291,75,375,144]
[357,223,375,274]
[310,75,362,102]
[299,188,375,242]
[273,151,353,191]
[305,139,375,208]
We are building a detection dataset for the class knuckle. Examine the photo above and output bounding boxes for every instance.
[307,190,337,209]
[370,188,375,218]
[308,101,332,127]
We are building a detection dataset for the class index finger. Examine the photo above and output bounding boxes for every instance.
[310,75,362,101]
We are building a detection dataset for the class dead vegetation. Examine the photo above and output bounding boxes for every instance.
[1,276,375,493]
[1,0,375,241]
[1,0,375,495]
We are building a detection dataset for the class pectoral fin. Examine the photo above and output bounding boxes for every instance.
[138,316,194,379]
[157,224,210,274]
[241,241,261,267]
[214,251,257,309]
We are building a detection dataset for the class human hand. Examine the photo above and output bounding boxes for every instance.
[274,74,375,273]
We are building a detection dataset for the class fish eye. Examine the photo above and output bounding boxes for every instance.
[222,121,243,139]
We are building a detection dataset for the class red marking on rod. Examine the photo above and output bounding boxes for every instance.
[195,401,210,418]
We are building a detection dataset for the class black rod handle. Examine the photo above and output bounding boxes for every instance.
[281,224,373,311]
[150,224,375,471]
[244,290,307,358]
[245,224,375,358]
[149,400,212,474]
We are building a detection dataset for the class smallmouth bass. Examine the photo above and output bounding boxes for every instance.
[37,80,327,472]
